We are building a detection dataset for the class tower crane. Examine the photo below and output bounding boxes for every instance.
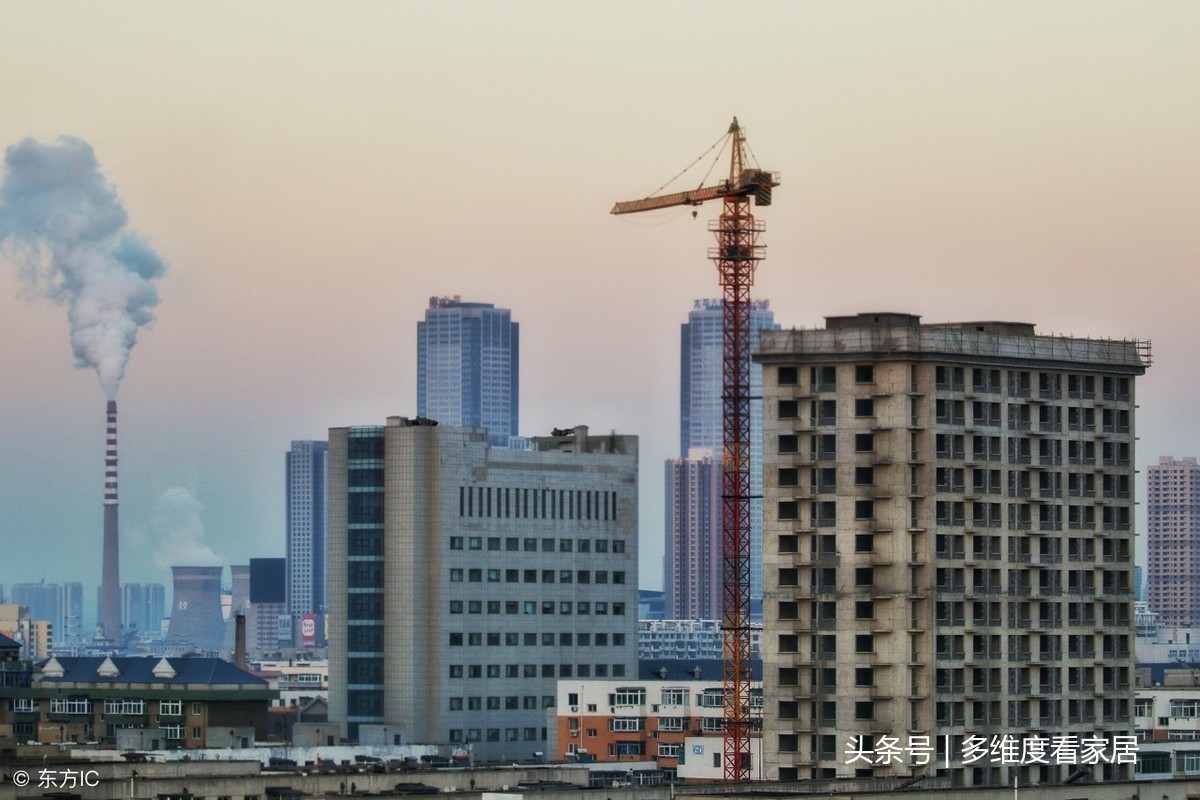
[612,118,778,782]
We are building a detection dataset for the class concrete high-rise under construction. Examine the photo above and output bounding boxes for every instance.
[99,400,121,642]
[758,313,1149,787]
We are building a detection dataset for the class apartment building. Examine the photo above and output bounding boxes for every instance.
[757,312,1149,788]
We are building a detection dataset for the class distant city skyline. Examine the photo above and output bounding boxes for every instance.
[0,3,1196,592]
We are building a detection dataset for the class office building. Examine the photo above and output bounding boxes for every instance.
[417,296,519,447]
[327,419,637,759]
[1146,456,1200,628]
[287,440,328,643]
[676,299,777,615]
[757,313,1149,787]
[249,558,290,657]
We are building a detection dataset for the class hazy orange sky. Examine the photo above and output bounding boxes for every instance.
[0,2,1196,601]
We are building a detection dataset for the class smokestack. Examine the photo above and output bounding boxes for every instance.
[99,400,121,642]
[234,614,247,669]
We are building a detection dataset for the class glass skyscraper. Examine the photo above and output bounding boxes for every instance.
[287,440,328,644]
[417,297,519,447]
[669,298,777,617]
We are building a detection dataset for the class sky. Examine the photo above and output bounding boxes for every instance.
[0,2,1197,619]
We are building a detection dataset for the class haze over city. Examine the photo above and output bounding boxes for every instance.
[0,1,1196,604]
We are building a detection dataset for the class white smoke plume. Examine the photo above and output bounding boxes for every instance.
[150,486,223,569]
[0,136,165,400]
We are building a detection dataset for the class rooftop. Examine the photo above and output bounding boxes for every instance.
[757,312,1151,373]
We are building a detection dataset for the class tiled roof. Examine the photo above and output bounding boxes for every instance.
[0,632,19,650]
[35,656,267,686]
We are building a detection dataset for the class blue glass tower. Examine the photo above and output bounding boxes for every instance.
[674,298,777,618]
[417,297,519,447]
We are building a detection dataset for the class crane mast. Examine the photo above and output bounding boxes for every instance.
[613,118,777,782]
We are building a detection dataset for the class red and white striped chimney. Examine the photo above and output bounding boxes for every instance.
[99,400,121,643]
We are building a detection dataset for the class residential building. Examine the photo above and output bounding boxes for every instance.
[552,675,762,781]
[10,581,82,647]
[287,440,329,644]
[1147,456,1200,629]
[0,655,273,747]
[327,419,637,760]
[664,449,721,619]
[638,619,762,661]
[675,299,777,617]
[0,605,51,660]
[122,582,166,640]
[757,312,1149,787]
[1132,667,1200,780]
[417,296,519,447]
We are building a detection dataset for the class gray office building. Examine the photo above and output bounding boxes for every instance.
[327,419,638,758]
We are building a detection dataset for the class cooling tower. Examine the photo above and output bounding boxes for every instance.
[99,400,122,642]
[166,566,226,650]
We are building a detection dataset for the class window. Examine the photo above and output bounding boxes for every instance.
[659,716,686,731]
[105,699,145,715]
[450,569,463,582]
[855,365,874,383]
[160,700,182,716]
[612,687,646,706]
[10,698,35,713]
[51,698,93,715]
[854,433,874,452]
[854,398,875,417]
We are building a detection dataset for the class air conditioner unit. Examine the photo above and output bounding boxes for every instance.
[570,706,578,713]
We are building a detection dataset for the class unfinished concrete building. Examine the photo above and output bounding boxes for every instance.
[756,313,1149,788]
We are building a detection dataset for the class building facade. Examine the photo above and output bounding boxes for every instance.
[1147,456,1200,629]
[122,582,166,640]
[327,419,638,760]
[10,582,83,648]
[664,449,722,619]
[287,440,329,644]
[638,619,762,661]
[676,299,777,615]
[553,677,762,780]
[757,313,1149,787]
[0,656,273,747]
[417,296,519,447]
